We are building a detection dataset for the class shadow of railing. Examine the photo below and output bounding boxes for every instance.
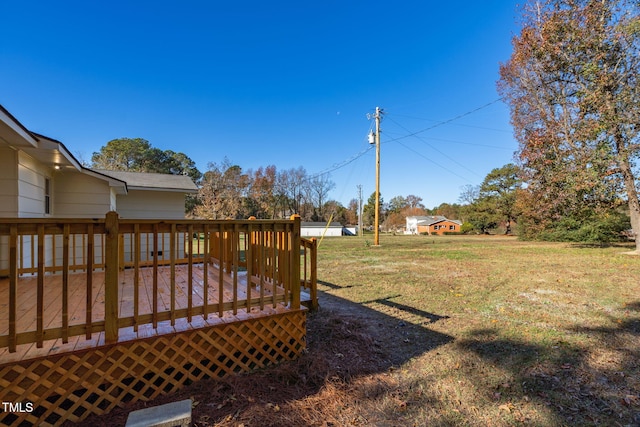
[360,295,450,324]
[79,279,454,426]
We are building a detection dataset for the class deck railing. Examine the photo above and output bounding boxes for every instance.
[0,212,317,353]
[300,237,318,310]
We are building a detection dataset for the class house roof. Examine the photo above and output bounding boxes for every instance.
[408,215,462,226]
[301,222,343,228]
[413,215,447,226]
[1,104,198,195]
[0,104,40,148]
[94,170,198,193]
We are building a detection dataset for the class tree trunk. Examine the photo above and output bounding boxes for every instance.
[618,151,640,252]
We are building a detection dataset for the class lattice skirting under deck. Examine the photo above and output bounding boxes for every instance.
[0,309,307,426]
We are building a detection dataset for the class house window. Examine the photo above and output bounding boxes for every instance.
[45,178,51,215]
[433,225,439,230]
[450,225,455,230]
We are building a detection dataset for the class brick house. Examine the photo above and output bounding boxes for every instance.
[406,215,463,235]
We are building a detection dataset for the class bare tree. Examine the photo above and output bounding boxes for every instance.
[195,158,249,219]
[306,174,336,221]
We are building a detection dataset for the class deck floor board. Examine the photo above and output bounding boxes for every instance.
[0,262,290,365]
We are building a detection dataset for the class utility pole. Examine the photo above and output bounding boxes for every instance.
[368,107,383,246]
[357,184,363,237]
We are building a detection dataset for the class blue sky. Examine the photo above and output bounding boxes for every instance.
[1,1,521,208]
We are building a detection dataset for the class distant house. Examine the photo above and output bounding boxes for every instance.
[405,215,463,235]
[301,222,344,237]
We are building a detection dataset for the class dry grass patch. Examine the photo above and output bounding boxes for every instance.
[81,235,640,426]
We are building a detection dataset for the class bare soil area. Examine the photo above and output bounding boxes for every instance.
[68,293,439,426]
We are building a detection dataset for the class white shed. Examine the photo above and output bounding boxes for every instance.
[300,222,344,237]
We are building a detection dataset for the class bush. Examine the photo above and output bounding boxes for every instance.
[537,211,631,243]
[460,222,475,234]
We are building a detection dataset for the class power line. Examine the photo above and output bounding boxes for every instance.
[395,140,475,183]
[307,144,374,180]
[385,115,483,178]
[388,113,511,134]
[383,98,504,144]
[306,98,504,181]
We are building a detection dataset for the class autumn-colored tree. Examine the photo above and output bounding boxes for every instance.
[432,202,463,222]
[322,200,346,223]
[345,198,359,225]
[498,0,640,249]
[387,196,408,215]
[246,165,277,218]
[195,159,249,219]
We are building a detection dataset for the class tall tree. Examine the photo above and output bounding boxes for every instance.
[195,159,249,219]
[91,138,153,171]
[478,164,522,234]
[345,198,359,225]
[498,0,640,250]
[306,174,336,221]
[405,194,425,210]
[247,165,277,218]
[276,167,308,218]
[363,192,384,227]
[91,138,201,181]
[458,184,480,206]
[387,196,408,214]
[92,138,202,214]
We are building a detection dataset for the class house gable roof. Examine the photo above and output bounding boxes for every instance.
[0,104,39,148]
[408,215,462,226]
[301,222,343,228]
[94,170,198,193]
[1,104,198,196]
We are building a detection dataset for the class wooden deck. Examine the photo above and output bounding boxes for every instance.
[0,263,293,366]
[0,214,317,426]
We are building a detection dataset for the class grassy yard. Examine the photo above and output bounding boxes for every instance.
[86,234,640,426]
[311,235,640,426]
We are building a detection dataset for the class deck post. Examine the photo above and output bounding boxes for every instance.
[290,215,301,309]
[309,237,318,310]
[105,211,120,344]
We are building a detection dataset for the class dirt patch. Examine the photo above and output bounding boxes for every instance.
[67,294,449,426]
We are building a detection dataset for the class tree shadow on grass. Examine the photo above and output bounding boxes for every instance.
[78,286,453,427]
[457,303,640,426]
[569,241,637,250]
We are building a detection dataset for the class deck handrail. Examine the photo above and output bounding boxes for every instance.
[300,237,318,310]
[0,212,306,352]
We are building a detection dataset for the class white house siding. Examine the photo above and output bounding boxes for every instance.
[17,151,48,218]
[1,152,50,271]
[53,171,113,218]
[116,190,186,219]
[405,217,419,235]
[0,146,14,269]
[116,190,189,263]
[0,146,18,217]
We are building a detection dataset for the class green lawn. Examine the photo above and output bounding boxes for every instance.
[312,234,640,426]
